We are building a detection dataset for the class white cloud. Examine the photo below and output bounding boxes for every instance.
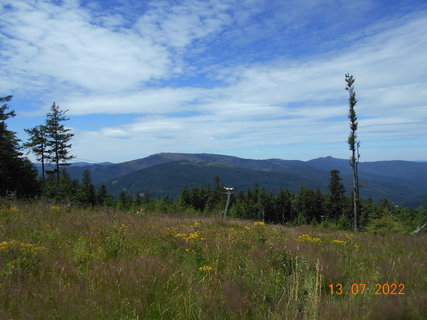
[75,11,427,161]
[134,0,233,48]
[2,1,427,161]
[0,0,233,94]
[100,127,131,138]
[59,87,210,115]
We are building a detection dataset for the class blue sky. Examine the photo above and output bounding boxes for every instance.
[1,0,427,163]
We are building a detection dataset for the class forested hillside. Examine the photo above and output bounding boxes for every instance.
[54,153,427,207]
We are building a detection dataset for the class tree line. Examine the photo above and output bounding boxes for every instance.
[39,168,425,233]
[176,173,425,232]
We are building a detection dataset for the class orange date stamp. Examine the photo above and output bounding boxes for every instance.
[328,283,406,295]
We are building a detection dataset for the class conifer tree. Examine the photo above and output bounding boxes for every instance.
[0,95,38,197]
[118,190,130,210]
[75,170,96,206]
[345,74,361,232]
[24,125,48,194]
[57,169,78,202]
[134,192,143,207]
[44,169,77,202]
[45,102,74,183]
[326,169,346,221]
[96,184,113,206]
[210,176,224,209]
[314,188,324,223]
[180,185,191,207]
[256,187,267,221]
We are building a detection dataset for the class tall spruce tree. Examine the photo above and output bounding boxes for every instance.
[345,74,361,232]
[49,169,78,202]
[118,190,130,210]
[314,188,324,223]
[275,188,294,224]
[326,169,346,221]
[180,185,191,207]
[45,102,74,183]
[75,170,96,206]
[96,184,113,207]
[0,95,38,197]
[206,176,224,210]
[24,125,48,194]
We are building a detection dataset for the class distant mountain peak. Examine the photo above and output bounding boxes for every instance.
[309,156,343,161]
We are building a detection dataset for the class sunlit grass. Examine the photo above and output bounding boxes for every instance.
[0,201,425,319]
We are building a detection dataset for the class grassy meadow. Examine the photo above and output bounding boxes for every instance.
[0,201,426,319]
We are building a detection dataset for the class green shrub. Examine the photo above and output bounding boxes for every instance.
[366,215,407,235]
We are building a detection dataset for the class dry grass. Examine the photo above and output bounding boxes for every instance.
[0,201,425,319]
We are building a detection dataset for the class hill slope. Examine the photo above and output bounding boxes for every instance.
[40,153,427,207]
[104,160,426,206]
[64,153,318,185]
[306,156,427,189]
[105,161,326,197]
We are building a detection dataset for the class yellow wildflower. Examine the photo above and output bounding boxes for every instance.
[332,239,346,244]
[245,226,251,231]
[191,220,201,228]
[253,221,265,227]
[0,240,46,253]
[199,265,213,271]
[296,234,321,243]
[185,231,200,241]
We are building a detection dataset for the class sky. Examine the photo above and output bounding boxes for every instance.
[1,0,427,163]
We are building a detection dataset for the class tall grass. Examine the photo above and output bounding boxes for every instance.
[0,201,425,319]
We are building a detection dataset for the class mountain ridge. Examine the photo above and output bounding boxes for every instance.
[34,153,427,207]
